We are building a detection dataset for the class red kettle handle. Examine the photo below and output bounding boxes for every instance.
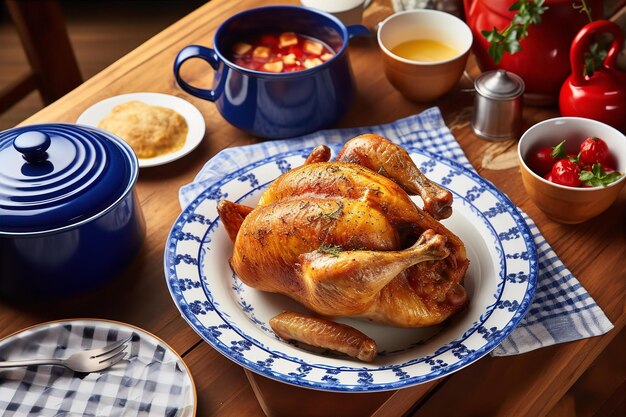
[570,20,624,86]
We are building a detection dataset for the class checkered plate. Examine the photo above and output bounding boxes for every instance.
[0,319,196,417]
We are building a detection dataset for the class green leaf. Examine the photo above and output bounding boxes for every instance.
[488,42,505,64]
[505,39,522,54]
[592,163,603,176]
[603,172,623,183]
[518,27,529,40]
[534,0,548,14]
[551,140,567,159]
[578,170,594,181]
[529,14,543,25]
[512,12,530,26]
[482,28,503,42]
[484,1,548,64]
[506,26,521,41]
[583,42,607,77]
[527,0,548,24]
[579,163,624,187]
[583,58,594,77]
[584,177,603,187]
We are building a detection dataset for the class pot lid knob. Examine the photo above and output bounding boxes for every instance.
[13,131,51,163]
[475,70,525,99]
[0,124,138,235]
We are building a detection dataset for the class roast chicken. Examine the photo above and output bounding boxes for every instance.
[218,134,469,360]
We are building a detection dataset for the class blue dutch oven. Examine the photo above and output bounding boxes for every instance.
[173,5,369,138]
[0,124,145,299]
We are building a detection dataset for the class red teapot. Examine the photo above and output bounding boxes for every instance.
[559,20,626,131]
[464,0,601,105]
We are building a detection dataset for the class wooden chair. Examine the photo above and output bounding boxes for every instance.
[0,0,82,114]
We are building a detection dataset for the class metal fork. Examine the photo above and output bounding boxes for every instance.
[0,336,131,373]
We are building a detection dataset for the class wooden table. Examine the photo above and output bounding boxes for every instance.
[1,1,624,416]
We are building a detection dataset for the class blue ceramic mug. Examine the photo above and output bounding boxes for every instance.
[173,5,369,139]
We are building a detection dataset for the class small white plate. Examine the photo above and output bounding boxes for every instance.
[77,92,206,168]
[0,319,196,416]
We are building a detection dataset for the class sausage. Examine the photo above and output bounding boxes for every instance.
[269,311,378,362]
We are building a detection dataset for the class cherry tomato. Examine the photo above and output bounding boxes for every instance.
[550,159,581,187]
[544,172,553,182]
[527,147,556,176]
[578,137,611,167]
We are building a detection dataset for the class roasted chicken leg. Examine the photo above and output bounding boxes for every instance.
[337,134,454,220]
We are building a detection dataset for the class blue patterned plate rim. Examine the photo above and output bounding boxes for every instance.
[164,147,538,392]
[197,148,535,375]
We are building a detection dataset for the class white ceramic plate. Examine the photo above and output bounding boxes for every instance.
[165,147,537,392]
[0,319,196,417]
[77,92,206,168]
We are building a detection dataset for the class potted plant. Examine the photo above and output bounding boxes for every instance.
[463,0,603,105]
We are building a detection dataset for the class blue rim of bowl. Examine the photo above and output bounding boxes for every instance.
[164,148,538,392]
[212,5,353,79]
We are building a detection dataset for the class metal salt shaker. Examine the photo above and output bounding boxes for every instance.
[471,70,525,141]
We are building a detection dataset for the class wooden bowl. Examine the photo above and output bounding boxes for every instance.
[518,117,626,224]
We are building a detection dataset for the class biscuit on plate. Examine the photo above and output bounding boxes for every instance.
[98,101,188,159]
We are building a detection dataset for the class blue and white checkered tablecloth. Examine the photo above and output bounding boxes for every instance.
[179,107,613,356]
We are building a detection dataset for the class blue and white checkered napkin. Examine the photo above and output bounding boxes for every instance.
[179,107,613,356]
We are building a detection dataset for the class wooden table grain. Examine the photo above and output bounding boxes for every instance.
[1,1,624,416]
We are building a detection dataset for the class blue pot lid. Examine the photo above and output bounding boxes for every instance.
[0,123,138,234]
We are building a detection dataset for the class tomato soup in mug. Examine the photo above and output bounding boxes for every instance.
[230,32,335,73]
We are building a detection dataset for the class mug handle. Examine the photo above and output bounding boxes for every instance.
[173,45,221,102]
[346,24,370,40]
[569,20,623,87]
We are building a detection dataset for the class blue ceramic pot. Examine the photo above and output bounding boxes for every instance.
[0,124,145,299]
[173,5,369,139]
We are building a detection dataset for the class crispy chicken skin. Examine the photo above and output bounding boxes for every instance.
[337,134,454,220]
[218,135,469,330]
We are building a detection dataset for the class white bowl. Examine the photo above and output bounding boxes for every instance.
[377,9,473,102]
[300,0,365,26]
[518,117,626,223]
